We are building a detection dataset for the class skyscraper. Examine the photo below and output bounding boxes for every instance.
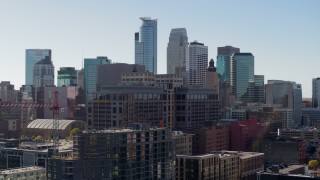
[167,28,188,74]
[0,81,15,102]
[57,67,78,87]
[186,41,208,87]
[25,49,51,85]
[135,17,157,74]
[312,78,320,108]
[33,56,54,87]
[84,56,111,103]
[266,80,302,128]
[216,46,240,82]
[230,53,254,101]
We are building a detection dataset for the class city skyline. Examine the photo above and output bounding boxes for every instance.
[0,1,319,97]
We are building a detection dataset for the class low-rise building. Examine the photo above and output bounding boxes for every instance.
[0,166,46,180]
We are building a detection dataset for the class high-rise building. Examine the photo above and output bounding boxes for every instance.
[33,56,54,87]
[97,63,145,90]
[216,46,240,82]
[312,77,320,108]
[205,59,219,91]
[186,41,208,87]
[48,124,175,180]
[167,28,188,75]
[230,53,254,101]
[76,69,84,89]
[57,67,78,87]
[266,80,302,128]
[135,17,157,74]
[0,81,16,102]
[84,56,111,103]
[25,49,51,85]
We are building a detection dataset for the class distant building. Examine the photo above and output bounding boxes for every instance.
[47,124,174,180]
[33,55,54,87]
[216,46,240,82]
[25,49,51,85]
[0,81,16,103]
[176,151,262,180]
[302,108,320,127]
[229,118,262,151]
[183,124,229,155]
[257,164,310,180]
[84,56,111,103]
[173,131,193,155]
[135,17,157,74]
[312,77,320,108]
[186,41,208,87]
[230,53,254,102]
[97,63,145,90]
[262,138,307,165]
[0,166,46,180]
[266,80,302,128]
[167,28,188,75]
[57,67,78,87]
[76,69,84,89]
[205,59,219,91]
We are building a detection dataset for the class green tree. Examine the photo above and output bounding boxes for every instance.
[69,128,81,139]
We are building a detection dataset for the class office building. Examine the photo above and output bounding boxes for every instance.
[0,166,46,180]
[266,80,302,128]
[253,75,265,103]
[25,49,51,85]
[230,53,254,101]
[33,55,54,87]
[173,131,193,155]
[47,124,174,180]
[257,164,312,180]
[97,63,145,90]
[77,69,84,89]
[185,41,208,87]
[0,81,16,102]
[176,154,219,180]
[84,56,111,103]
[205,59,219,91]
[312,77,320,108]
[216,46,240,82]
[262,138,307,165]
[135,17,157,74]
[167,28,188,75]
[57,67,78,87]
[183,124,229,155]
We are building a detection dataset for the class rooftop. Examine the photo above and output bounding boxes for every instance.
[0,166,45,175]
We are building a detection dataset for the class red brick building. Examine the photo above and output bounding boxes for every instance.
[183,124,229,155]
[229,117,262,151]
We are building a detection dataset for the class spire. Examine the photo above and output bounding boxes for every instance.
[208,59,216,72]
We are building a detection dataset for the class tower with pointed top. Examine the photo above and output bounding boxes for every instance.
[205,59,219,91]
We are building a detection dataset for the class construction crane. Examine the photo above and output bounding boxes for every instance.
[51,91,60,156]
[0,91,61,156]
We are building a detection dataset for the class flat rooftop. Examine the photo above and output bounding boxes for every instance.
[0,166,45,175]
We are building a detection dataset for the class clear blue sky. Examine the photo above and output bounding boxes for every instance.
[0,1,319,97]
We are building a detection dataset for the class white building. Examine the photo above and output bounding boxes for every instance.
[186,41,208,87]
[0,166,46,180]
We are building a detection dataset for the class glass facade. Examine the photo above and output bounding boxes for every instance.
[167,28,188,74]
[57,67,78,87]
[25,49,51,85]
[230,53,254,101]
[33,55,54,87]
[135,17,157,74]
[84,56,111,104]
[216,55,231,82]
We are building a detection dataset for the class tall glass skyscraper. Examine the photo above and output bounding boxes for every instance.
[25,49,51,85]
[167,28,188,74]
[135,17,157,74]
[230,53,254,101]
[312,78,320,108]
[216,46,240,82]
